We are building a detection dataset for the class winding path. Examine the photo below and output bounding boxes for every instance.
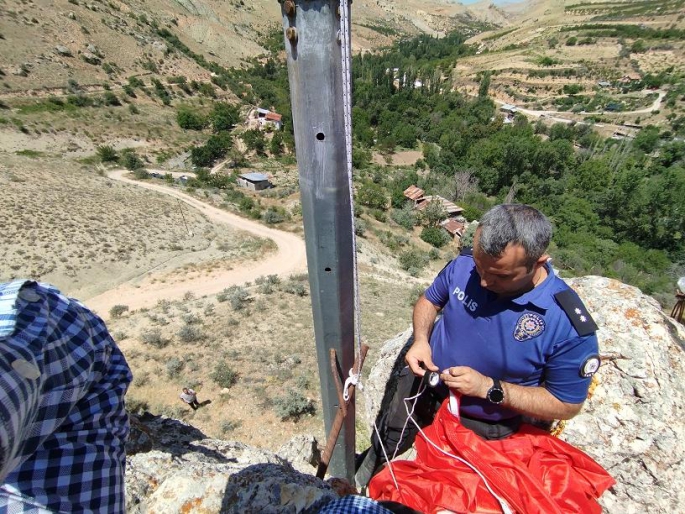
[85,169,307,318]
[494,89,666,124]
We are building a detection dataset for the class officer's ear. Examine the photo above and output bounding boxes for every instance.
[533,254,549,271]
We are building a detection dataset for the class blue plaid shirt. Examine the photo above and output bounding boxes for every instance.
[0,281,132,513]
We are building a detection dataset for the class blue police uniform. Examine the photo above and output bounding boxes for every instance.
[425,251,599,421]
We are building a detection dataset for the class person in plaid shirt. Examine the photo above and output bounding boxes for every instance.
[0,280,132,513]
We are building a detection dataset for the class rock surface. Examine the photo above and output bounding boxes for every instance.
[126,414,334,513]
[360,276,685,513]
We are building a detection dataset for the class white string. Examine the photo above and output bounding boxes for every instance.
[372,385,513,514]
[339,0,363,393]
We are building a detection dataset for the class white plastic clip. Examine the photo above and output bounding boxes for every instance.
[343,369,362,402]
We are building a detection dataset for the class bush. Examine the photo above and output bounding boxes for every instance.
[262,207,285,224]
[166,357,184,378]
[283,282,307,297]
[354,218,367,237]
[177,108,207,130]
[103,91,121,106]
[97,145,118,163]
[274,390,315,421]
[420,226,450,248]
[211,361,238,388]
[141,329,168,348]
[398,249,430,272]
[177,323,202,342]
[120,150,144,170]
[356,181,387,210]
[109,304,129,318]
[391,205,417,230]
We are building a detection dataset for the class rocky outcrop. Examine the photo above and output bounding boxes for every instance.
[125,414,335,513]
[125,276,685,512]
[360,276,685,513]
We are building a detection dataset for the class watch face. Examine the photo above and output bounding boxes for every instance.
[488,388,504,404]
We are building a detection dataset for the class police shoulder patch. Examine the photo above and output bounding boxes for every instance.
[554,289,598,336]
[580,354,601,378]
[514,312,546,342]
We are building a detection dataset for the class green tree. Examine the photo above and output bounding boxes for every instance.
[270,131,284,156]
[211,103,240,132]
[421,226,450,248]
[478,72,491,98]
[633,126,660,154]
[120,149,143,170]
[241,129,267,155]
[420,199,447,227]
[177,108,207,130]
[356,181,387,210]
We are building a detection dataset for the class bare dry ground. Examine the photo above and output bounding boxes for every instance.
[0,153,272,300]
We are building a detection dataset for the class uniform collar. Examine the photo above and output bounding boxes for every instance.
[0,279,32,337]
[507,263,556,310]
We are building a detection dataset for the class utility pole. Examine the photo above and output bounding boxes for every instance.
[279,0,356,480]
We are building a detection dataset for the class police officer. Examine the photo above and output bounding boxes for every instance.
[356,204,600,488]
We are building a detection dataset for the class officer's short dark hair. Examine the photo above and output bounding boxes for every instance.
[477,204,552,270]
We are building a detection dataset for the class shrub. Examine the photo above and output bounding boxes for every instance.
[182,313,202,325]
[262,207,285,224]
[109,304,129,318]
[283,282,307,297]
[274,390,315,421]
[120,150,143,170]
[211,361,238,388]
[177,108,207,130]
[177,323,202,342]
[398,249,429,272]
[133,168,149,179]
[166,357,184,378]
[103,91,121,106]
[420,226,450,248]
[97,145,118,163]
[220,419,241,434]
[354,218,367,237]
[391,205,417,230]
[140,329,168,348]
[356,181,387,210]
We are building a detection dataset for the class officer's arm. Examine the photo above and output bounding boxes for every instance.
[443,367,584,420]
[498,381,583,420]
[406,295,441,375]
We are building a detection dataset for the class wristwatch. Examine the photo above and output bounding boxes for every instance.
[486,378,505,404]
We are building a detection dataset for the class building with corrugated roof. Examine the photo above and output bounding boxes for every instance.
[237,172,272,191]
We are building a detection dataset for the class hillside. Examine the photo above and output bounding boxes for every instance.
[2,0,684,457]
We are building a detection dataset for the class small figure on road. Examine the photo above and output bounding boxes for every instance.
[180,387,200,410]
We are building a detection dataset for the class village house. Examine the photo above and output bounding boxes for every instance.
[415,195,465,219]
[254,108,283,130]
[237,172,272,191]
[618,73,642,84]
[403,185,466,241]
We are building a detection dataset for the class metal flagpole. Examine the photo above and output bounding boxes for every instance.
[278,0,356,480]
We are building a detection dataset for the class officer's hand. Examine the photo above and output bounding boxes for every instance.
[441,366,491,399]
[405,339,439,376]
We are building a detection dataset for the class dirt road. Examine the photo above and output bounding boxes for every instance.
[85,169,307,318]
